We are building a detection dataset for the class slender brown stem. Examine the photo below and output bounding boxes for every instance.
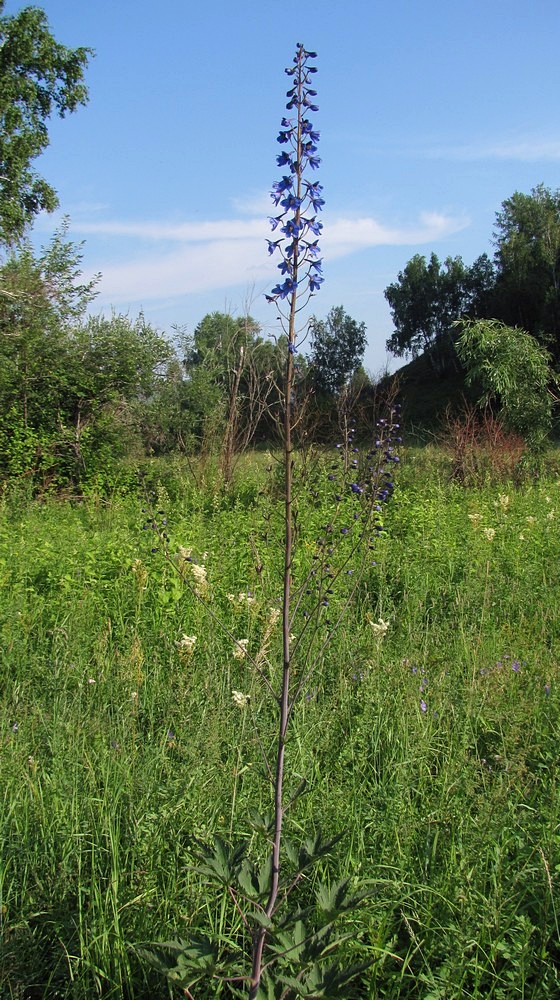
[249,52,305,999]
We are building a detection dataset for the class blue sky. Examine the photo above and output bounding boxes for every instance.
[10,0,560,373]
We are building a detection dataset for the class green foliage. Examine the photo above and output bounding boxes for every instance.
[494,184,560,360]
[180,312,284,477]
[456,318,556,448]
[139,831,371,997]
[309,306,367,396]
[384,252,494,374]
[1,460,560,996]
[0,229,174,489]
[0,1,92,243]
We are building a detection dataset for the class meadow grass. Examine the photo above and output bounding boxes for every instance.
[0,449,559,997]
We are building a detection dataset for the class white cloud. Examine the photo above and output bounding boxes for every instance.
[426,137,560,162]
[323,211,468,256]
[230,192,273,216]
[73,207,469,306]
[75,218,268,242]
[96,238,271,302]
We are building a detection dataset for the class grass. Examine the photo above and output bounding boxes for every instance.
[0,448,559,997]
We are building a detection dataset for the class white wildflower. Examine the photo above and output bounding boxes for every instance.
[177,634,197,658]
[496,494,510,510]
[468,513,483,526]
[368,617,390,639]
[177,546,193,562]
[131,558,148,589]
[227,590,256,609]
[526,516,536,525]
[190,562,208,597]
[233,639,249,660]
[232,689,250,709]
[483,527,496,541]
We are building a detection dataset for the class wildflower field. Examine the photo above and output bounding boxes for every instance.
[0,449,560,1000]
[1,447,559,998]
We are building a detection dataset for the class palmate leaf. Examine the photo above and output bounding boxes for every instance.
[248,805,276,838]
[277,958,374,997]
[315,878,374,921]
[267,919,336,966]
[268,918,308,963]
[236,852,273,899]
[284,829,345,876]
[236,857,260,898]
[135,934,218,985]
[188,834,249,885]
[299,830,345,872]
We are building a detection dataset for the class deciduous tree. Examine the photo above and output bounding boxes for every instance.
[309,305,367,395]
[456,317,556,449]
[384,253,494,375]
[493,184,560,360]
[0,1,92,243]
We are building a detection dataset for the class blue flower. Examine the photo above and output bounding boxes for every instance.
[280,194,303,211]
[267,45,323,310]
[271,277,298,299]
[305,218,323,236]
[276,151,292,166]
[309,273,323,292]
[302,121,320,141]
[281,218,304,238]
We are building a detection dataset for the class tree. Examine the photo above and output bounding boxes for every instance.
[182,311,283,481]
[0,231,174,487]
[384,253,495,374]
[493,184,560,360]
[456,318,556,449]
[0,1,92,243]
[309,305,367,395]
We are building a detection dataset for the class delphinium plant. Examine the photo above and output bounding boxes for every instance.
[139,44,400,998]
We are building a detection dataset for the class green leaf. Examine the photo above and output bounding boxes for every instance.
[248,909,274,929]
[248,806,275,837]
[135,934,218,985]
[189,835,248,886]
[315,878,374,921]
[298,829,345,872]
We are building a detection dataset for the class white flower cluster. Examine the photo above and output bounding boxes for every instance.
[177,634,197,659]
[190,562,208,597]
[368,617,390,639]
[227,591,256,608]
[233,638,249,660]
[232,689,250,709]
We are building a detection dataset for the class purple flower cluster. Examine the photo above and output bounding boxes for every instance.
[266,43,324,331]
[343,409,400,507]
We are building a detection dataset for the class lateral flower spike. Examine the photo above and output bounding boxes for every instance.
[266,43,323,354]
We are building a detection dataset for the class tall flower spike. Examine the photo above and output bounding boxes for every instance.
[266,43,323,349]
